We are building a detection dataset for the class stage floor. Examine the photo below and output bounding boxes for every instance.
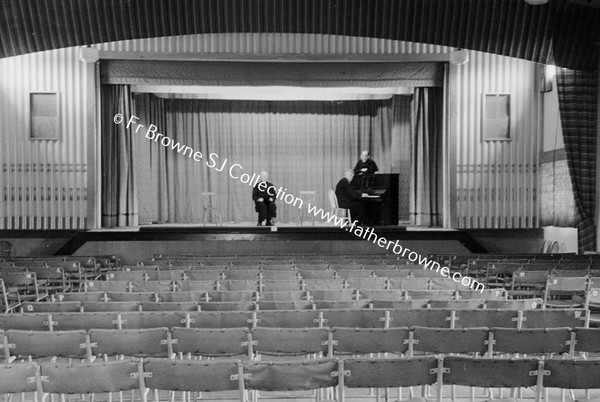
[89,222,457,232]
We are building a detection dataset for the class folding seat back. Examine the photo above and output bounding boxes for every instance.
[252,327,330,356]
[294,263,326,270]
[107,271,145,282]
[260,271,297,280]
[260,263,295,270]
[459,289,506,300]
[199,263,230,270]
[200,301,256,311]
[106,291,156,302]
[131,280,175,292]
[336,270,372,279]
[207,290,256,302]
[22,301,81,313]
[359,289,404,301]
[84,280,129,293]
[228,264,261,271]
[230,260,262,267]
[453,309,519,329]
[170,327,250,357]
[346,278,386,289]
[7,329,88,359]
[184,270,222,281]
[298,270,336,280]
[0,313,49,331]
[52,312,119,331]
[82,301,140,312]
[177,280,217,292]
[146,270,186,281]
[371,300,429,309]
[54,292,104,302]
[552,269,589,277]
[342,356,437,389]
[391,277,430,290]
[260,280,303,292]
[573,328,600,352]
[430,277,463,291]
[157,291,204,302]
[443,356,541,391]
[332,327,409,355]
[257,301,314,310]
[428,300,484,309]
[388,309,451,328]
[222,270,260,280]
[40,359,140,395]
[243,358,338,392]
[256,310,320,328]
[144,358,239,393]
[521,309,585,328]
[303,279,345,290]
[257,290,307,302]
[140,302,199,311]
[0,362,40,395]
[218,280,258,292]
[321,309,386,328]
[352,259,382,265]
[405,290,455,301]
[544,359,600,390]
[89,327,169,357]
[314,300,371,309]
[187,311,253,328]
[484,298,541,309]
[409,269,441,278]
[119,312,187,329]
[491,327,572,355]
[329,265,363,272]
[309,289,356,302]
[373,269,411,278]
[410,326,489,354]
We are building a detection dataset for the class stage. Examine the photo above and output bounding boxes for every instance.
[0,223,545,264]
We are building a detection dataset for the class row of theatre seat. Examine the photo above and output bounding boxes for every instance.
[20,297,543,313]
[1,325,600,360]
[0,309,588,331]
[1,356,599,401]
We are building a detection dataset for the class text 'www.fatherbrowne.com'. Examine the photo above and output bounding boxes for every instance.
[113,113,485,292]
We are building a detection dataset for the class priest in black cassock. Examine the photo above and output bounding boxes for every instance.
[353,150,379,175]
[252,171,277,226]
[335,169,368,226]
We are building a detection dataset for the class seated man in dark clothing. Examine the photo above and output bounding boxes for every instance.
[335,169,368,226]
[253,171,277,226]
[353,150,379,175]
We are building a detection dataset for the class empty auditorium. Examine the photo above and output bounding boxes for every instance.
[0,0,599,401]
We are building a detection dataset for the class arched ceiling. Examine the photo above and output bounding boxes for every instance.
[1,0,598,70]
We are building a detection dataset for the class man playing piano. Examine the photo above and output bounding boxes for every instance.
[335,170,368,226]
[353,150,379,175]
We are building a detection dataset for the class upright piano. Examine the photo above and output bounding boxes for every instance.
[350,173,400,226]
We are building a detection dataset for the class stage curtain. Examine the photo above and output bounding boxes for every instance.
[100,85,139,228]
[131,96,411,224]
[556,68,598,252]
[410,87,443,226]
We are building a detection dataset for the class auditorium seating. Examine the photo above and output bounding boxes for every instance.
[2,252,600,401]
[2,356,599,402]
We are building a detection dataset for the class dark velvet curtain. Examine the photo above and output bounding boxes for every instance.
[556,68,598,252]
[100,85,138,228]
[410,88,443,226]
